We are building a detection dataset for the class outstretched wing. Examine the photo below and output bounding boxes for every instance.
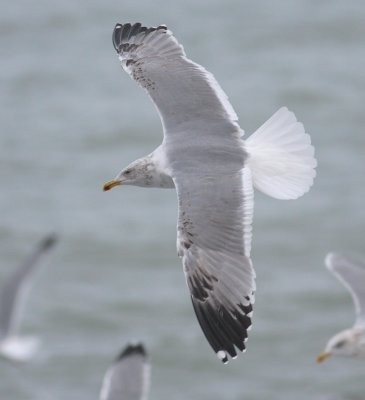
[175,166,255,364]
[0,234,58,339]
[325,253,365,328]
[112,23,240,135]
[100,343,150,400]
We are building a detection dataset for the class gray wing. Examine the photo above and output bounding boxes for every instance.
[325,253,365,328]
[112,23,241,136]
[0,234,58,339]
[113,23,255,363]
[174,166,255,364]
[100,344,150,400]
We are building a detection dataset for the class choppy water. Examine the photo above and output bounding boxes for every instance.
[1,1,365,399]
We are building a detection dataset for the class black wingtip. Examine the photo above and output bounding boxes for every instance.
[191,296,253,364]
[112,22,168,53]
[116,343,147,362]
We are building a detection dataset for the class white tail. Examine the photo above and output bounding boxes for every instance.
[245,107,317,200]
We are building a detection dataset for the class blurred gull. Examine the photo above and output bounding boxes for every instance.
[0,234,58,361]
[103,23,317,363]
[100,343,150,400]
[317,253,365,363]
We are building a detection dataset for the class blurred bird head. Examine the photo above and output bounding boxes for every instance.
[317,329,360,363]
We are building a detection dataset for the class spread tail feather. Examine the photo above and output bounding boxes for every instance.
[245,107,317,200]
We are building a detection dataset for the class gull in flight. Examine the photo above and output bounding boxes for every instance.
[100,343,150,400]
[317,253,365,363]
[0,234,58,361]
[103,23,317,363]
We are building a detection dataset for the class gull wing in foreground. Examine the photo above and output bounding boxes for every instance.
[100,343,150,400]
[174,167,255,363]
[112,23,240,135]
[113,23,255,363]
[0,234,58,340]
[325,253,365,328]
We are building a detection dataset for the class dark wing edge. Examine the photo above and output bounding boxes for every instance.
[185,253,255,364]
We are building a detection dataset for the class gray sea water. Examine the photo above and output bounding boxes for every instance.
[1,0,365,399]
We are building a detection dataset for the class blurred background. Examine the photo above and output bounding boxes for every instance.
[1,0,364,399]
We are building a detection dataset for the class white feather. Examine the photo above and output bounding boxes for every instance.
[245,107,317,200]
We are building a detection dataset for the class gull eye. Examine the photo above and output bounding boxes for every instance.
[335,340,346,349]
[124,169,131,175]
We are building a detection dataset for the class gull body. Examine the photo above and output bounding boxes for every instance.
[100,343,150,400]
[317,253,365,363]
[104,23,316,363]
[0,234,58,361]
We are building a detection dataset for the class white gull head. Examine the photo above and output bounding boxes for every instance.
[317,327,365,362]
[103,147,174,190]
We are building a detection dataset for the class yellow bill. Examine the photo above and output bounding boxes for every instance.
[316,351,331,363]
[103,179,121,191]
